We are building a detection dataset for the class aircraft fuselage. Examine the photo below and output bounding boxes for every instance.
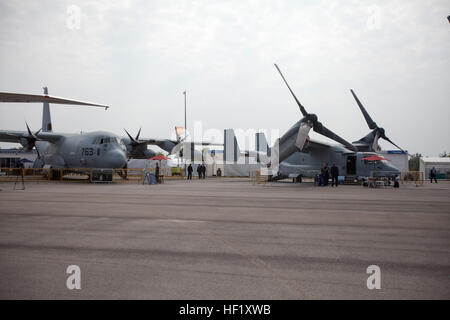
[36,131,128,169]
[279,145,399,179]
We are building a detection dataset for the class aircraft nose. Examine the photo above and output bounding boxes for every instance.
[385,163,400,176]
[106,149,128,168]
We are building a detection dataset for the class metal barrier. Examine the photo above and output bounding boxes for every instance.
[250,170,268,185]
[400,171,424,187]
[0,167,185,184]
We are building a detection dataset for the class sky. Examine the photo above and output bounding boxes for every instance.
[0,0,449,156]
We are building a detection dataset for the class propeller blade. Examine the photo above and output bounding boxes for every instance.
[136,127,141,141]
[274,64,308,116]
[35,145,41,158]
[350,89,377,129]
[313,122,357,152]
[383,136,405,152]
[26,122,33,136]
[24,122,42,154]
[25,122,41,140]
[124,129,137,144]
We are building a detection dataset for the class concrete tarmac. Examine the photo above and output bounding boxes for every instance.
[0,178,449,299]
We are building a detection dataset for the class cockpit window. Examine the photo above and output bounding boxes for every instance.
[92,137,119,144]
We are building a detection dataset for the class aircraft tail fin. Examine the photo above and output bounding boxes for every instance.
[42,87,52,132]
[174,126,185,143]
[224,129,241,163]
[255,132,270,161]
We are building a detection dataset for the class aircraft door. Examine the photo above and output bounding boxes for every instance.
[346,155,356,175]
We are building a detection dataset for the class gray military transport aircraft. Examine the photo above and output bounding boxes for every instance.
[0,88,211,178]
[224,64,402,181]
[0,88,130,172]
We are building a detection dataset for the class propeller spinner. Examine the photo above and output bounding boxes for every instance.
[23,122,42,157]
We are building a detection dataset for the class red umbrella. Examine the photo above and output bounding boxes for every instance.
[360,155,389,161]
[149,155,170,161]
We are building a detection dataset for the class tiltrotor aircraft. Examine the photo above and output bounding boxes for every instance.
[224,64,403,181]
[0,88,211,173]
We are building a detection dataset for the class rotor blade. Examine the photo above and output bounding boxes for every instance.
[383,136,405,152]
[313,121,357,152]
[136,128,141,141]
[124,129,137,144]
[350,89,377,129]
[35,145,41,158]
[25,122,33,136]
[274,64,308,116]
[0,92,109,109]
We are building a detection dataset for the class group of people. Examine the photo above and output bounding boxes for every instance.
[187,163,207,180]
[316,163,340,187]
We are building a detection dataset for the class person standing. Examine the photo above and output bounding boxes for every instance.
[197,164,202,179]
[324,163,330,186]
[187,164,193,180]
[430,167,438,183]
[319,163,325,186]
[330,163,339,187]
[201,163,206,179]
[155,162,160,184]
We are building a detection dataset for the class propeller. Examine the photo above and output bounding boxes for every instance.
[350,89,405,152]
[24,122,42,157]
[123,128,150,160]
[274,64,357,152]
[124,128,145,150]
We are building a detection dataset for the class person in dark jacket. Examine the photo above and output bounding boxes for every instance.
[201,163,206,179]
[324,163,330,186]
[155,163,160,183]
[330,163,339,187]
[197,164,202,179]
[319,163,325,186]
[187,164,193,180]
[430,167,437,183]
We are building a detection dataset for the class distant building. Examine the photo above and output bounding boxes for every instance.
[379,150,408,172]
[0,149,37,169]
[420,157,450,179]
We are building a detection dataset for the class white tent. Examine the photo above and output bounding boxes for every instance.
[419,157,450,179]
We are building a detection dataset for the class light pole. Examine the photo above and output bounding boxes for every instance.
[184,91,187,135]
[183,91,187,177]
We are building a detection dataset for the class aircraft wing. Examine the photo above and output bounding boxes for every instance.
[0,130,64,144]
[139,138,221,146]
[305,138,357,153]
[0,92,109,109]
[304,139,331,150]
